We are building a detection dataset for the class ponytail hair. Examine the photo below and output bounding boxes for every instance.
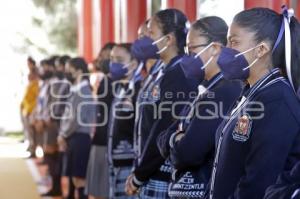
[191,16,228,46]
[68,57,90,83]
[233,7,300,92]
[154,9,189,55]
[290,16,300,92]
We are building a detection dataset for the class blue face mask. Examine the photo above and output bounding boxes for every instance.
[131,36,161,61]
[180,53,205,81]
[217,45,261,81]
[180,43,214,81]
[109,62,129,81]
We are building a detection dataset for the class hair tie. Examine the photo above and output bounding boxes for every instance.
[184,21,190,34]
[272,5,294,53]
[281,5,295,92]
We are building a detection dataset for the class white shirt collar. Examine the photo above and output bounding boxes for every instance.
[71,79,89,92]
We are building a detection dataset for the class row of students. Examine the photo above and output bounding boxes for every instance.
[119,6,300,199]
[23,5,300,199]
[127,9,199,199]
[21,55,91,198]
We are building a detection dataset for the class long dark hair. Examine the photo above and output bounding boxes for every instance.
[57,55,71,66]
[233,7,300,91]
[102,42,116,51]
[192,16,228,46]
[154,9,188,55]
[116,43,134,60]
[68,57,90,82]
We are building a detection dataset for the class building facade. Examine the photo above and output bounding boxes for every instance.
[77,0,300,63]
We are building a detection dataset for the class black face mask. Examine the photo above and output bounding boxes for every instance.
[65,72,75,84]
[40,71,53,80]
[55,71,65,79]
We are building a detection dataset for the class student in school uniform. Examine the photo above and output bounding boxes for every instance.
[206,6,300,199]
[130,19,163,168]
[107,43,142,199]
[125,9,198,198]
[85,43,115,199]
[33,59,51,153]
[20,56,39,157]
[156,16,242,199]
[90,43,116,97]
[42,56,69,197]
[52,55,77,199]
[35,57,64,197]
[57,57,96,199]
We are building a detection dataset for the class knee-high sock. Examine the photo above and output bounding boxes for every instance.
[47,152,62,193]
[77,187,87,199]
[67,176,75,199]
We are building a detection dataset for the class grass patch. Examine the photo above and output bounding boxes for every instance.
[4,131,24,141]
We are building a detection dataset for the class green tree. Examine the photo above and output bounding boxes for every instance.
[23,0,78,56]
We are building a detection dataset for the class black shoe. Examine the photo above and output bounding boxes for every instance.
[40,189,62,197]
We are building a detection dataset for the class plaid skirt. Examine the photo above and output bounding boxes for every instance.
[138,179,170,199]
[111,166,135,199]
[85,145,109,197]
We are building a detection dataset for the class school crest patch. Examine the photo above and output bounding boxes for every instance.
[151,84,160,101]
[232,114,252,142]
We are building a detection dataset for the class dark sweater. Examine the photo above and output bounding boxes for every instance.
[209,70,300,199]
[133,55,198,183]
[108,80,142,167]
[92,76,114,146]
